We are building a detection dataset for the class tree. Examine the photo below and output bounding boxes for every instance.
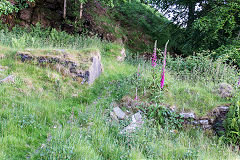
[63,0,67,19]
[193,0,240,51]
[142,0,240,54]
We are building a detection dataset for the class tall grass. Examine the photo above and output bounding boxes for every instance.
[0,23,103,50]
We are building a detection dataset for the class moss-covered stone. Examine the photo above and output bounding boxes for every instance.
[16,48,103,84]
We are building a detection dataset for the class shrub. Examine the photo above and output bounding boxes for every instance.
[143,104,184,129]
[212,41,240,67]
[224,99,240,145]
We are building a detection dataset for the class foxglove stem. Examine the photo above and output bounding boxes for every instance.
[137,64,140,77]
[152,40,157,67]
[160,40,169,89]
[135,87,138,101]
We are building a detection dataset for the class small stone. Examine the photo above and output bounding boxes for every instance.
[169,105,177,111]
[132,112,142,123]
[218,106,229,112]
[121,112,144,134]
[113,107,126,120]
[218,83,234,98]
[110,111,119,121]
[0,75,15,83]
[192,120,199,125]
[199,120,209,125]
[180,112,196,119]
[210,119,215,124]
[120,123,140,134]
[202,125,212,130]
[0,65,7,72]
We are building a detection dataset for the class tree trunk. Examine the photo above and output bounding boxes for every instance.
[187,2,195,29]
[79,3,83,19]
[63,0,67,19]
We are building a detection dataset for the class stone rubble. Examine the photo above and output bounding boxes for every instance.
[180,112,196,119]
[113,107,126,120]
[110,98,230,134]
[16,50,103,84]
[121,112,144,134]
[0,75,15,83]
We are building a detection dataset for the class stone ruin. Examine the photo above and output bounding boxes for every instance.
[16,49,103,84]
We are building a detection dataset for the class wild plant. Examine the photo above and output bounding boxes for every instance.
[160,40,169,89]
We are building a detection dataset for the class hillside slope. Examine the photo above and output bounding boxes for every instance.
[0,26,240,159]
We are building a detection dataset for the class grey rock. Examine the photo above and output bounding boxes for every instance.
[121,112,144,134]
[0,75,15,83]
[17,50,103,85]
[113,107,126,120]
[180,112,196,119]
[192,120,199,125]
[120,122,141,134]
[199,120,209,125]
[132,112,142,123]
[218,83,234,98]
[202,125,212,130]
[88,51,103,84]
[0,65,7,72]
[218,106,229,112]
[110,111,119,121]
[117,48,126,62]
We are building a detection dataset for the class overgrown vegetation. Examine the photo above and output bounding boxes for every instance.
[1,0,240,158]
[1,27,240,159]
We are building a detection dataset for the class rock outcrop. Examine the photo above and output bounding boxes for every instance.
[16,49,103,84]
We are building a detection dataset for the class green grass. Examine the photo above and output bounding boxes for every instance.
[0,28,240,159]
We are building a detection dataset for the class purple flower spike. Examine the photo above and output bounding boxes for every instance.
[152,40,157,67]
[238,76,240,87]
[160,40,169,89]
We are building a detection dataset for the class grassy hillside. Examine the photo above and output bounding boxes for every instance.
[0,27,240,159]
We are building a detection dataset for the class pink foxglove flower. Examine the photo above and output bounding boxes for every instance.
[152,40,157,67]
[160,40,169,89]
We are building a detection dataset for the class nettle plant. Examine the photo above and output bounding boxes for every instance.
[144,104,184,129]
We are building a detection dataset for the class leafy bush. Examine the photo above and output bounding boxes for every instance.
[143,104,184,129]
[224,100,240,145]
[212,41,240,67]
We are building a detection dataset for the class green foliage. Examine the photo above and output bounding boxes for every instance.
[224,99,240,145]
[114,0,174,51]
[1,27,240,159]
[212,41,240,67]
[192,1,240,52]
[144,104,184,129]
[0,23,103,49]
[0,0,15,16]
[0,0,34,16]
[167,53,239,85]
